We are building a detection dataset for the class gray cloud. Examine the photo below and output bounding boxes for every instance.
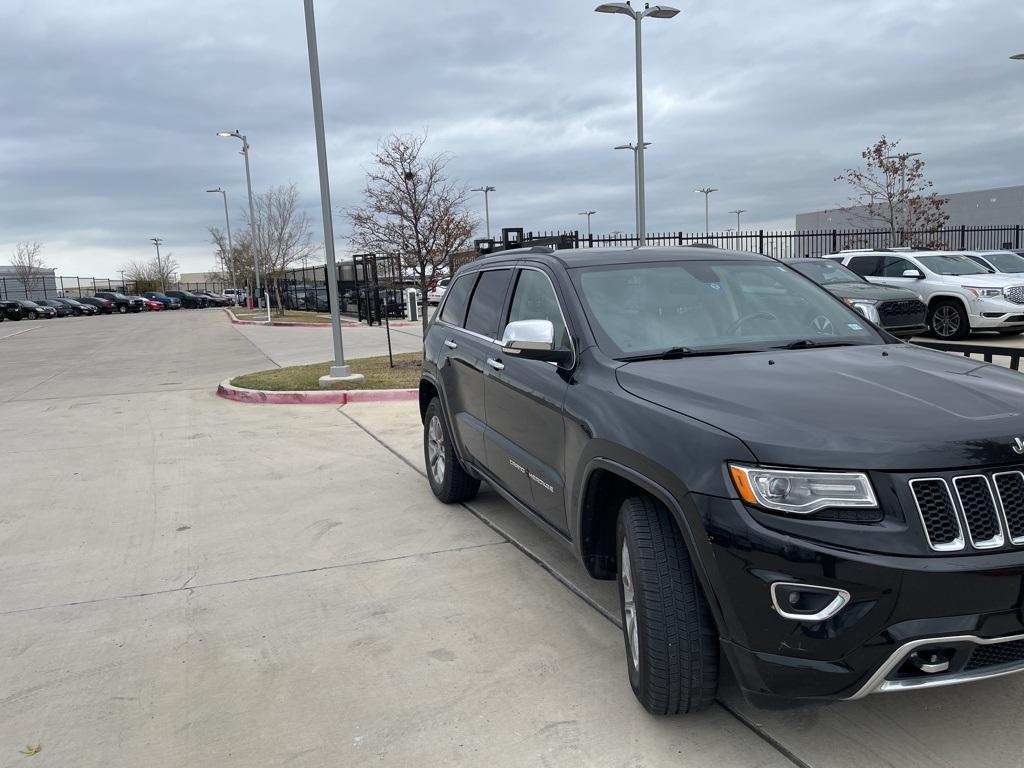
[1,0,1022,276]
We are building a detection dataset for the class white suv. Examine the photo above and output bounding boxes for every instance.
[830,249,1024,340]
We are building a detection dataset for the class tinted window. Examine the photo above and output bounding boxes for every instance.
[846,256,883,276]
[789,260,864,285]
[879,256,912,277]
[505,269,569,349]
[465,269,512,338]
[439,274,474,326]
[972,252,1024,273]
[918,255,990,276]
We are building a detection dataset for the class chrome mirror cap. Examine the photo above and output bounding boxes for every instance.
[501,319,555,354]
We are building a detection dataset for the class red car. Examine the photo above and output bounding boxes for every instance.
[138,296,165,311]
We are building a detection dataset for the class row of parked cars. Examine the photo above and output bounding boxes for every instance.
[0,289,241,321]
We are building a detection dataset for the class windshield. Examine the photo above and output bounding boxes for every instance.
[976,252,1024,273]
[789,260,864,285]
[573,260,884,358]
[918,255,990,275]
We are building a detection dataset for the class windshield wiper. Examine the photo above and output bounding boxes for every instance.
[618,346,750,362]
[779,339,861,350]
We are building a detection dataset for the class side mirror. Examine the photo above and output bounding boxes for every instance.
[501,319,571,364]
[902,269,924,279]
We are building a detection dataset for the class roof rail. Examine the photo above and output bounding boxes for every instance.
[684,243,719,249]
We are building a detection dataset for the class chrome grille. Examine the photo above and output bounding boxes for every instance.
[1005,286,1024,305]
[910,479,964,552]
[993,471,1024,544]
[953,476,1003,549]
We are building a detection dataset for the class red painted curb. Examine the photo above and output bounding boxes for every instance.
[216,379,417,405]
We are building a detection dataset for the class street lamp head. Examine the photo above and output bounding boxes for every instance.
[578,211,598,216]
[471,186,496,193]
[206,187,223,193]
[695,187,718,195]
[595,2,636,17]
[643,4,681,19]
[1011,53,1024,60]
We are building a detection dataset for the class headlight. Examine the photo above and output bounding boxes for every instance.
[964,286,1003,298]
[729,464,878,515]
[843,298,881,324]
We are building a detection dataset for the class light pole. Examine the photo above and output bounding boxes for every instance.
[578,210,597,240]
[614,141,651,242]
[471,186,496,239]
[302,0,357,383]
[207,187,235,294]
[729,209,747,232]
[217,130,262,307]
[150,237,165,292]
[695,187,718,233]
[596,2,680,245]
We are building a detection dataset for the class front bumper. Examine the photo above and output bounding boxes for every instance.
[969,297,1024,329]
[694,493,1024,702]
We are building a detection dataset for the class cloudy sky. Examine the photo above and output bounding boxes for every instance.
[1,0,1022,277]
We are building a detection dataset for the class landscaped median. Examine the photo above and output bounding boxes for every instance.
[224,306,360,327]
[217,352,420,405]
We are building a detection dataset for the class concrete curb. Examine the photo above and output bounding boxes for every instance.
[222,307,360,329]
[216,379,418,405]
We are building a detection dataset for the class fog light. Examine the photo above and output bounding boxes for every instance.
[771,582,850,621]
[909,649,951,674]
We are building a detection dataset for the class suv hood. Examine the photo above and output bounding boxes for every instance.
[616,344,1024,471]
[826,282,921,301]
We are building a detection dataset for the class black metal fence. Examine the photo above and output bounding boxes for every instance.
[911,340,1023,372]
[0,275,140,300]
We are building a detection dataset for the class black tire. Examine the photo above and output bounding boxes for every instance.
[27,311,37,320]
[928,299,970,341]
[423,398,480,504]
[73,309,82,316]
[118,304,128,314]
[617,495,718,715]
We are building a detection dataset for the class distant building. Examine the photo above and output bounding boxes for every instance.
[796,185,1024,234]
[0,265,57,300]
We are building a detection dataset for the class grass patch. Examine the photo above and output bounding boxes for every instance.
[230,308,340,324]
[231,352,422,391]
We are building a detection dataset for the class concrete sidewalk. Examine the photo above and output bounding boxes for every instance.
[231,320,425,368]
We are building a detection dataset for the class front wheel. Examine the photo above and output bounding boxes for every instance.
[118,305,128,314]
[928,299,969,340]
[27,311,37,320]
[423,398,480,504]
[617,495,719,715]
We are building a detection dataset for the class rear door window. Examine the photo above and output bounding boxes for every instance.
[439,274,474,327]
[846,256,883,277]
[464,269,513,338]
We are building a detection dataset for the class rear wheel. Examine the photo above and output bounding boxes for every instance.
[617,495,719,715]
[27,310,37,320]
[423,398,480,504]
[928,299,969,340]
[118,304,128,314]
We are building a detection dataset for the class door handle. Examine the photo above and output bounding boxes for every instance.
[444,338,458,349]
[486,357,505,371]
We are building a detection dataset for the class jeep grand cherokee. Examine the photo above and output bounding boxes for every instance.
[419,245,1024,715]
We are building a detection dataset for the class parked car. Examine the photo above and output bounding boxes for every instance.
[831,249,1024,339]
[962,249,1024,275]
[52,297,98,316]
[164,290,207,309]
[283,287,330,312]
[14,299,56,319]
[223,288,247,305]
[33,299,72,317]
[194,290,232,307]
[0,300,24,321]
[787,258,927,338]
[427,277,451,305]
[138,296,165,311]
[421,245,1024,714]
[78,296,114,314]
[94,291,144,314]
[142,291,182,309]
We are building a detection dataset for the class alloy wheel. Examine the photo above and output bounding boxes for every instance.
[427,415,446,486]
[621,539,639,671]
[933,306,960,338]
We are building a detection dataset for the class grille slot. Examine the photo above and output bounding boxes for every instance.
[993,471,1024,545]
[953,475,1003,549]
[878,299,926,325]
[910,479,964,552]
[1005,286,1024,305]
[965,639,1024,671]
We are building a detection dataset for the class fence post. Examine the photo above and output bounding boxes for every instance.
[1016,224,1021,250]
[758,229,764,255]
[960,224,966,250]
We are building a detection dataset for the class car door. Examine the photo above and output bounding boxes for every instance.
[435,269,511,469]
[873,255,921,290]
[483,266,573,533]
[844,255,884,284]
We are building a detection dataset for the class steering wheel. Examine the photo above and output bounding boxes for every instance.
[727,311,778,335]
[809,314,837,336]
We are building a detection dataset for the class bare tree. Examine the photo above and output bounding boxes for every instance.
[211,227,255,298]
[834,136,948,246]
[121,253,179,293]
[244,184,318,314]
[10,241,46,297]
[347,132,476,335]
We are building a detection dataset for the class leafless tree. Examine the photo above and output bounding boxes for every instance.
[244,184,319,314]
[121,253,179,293]
[834,136,948,247]
[346,132,476,335]
[10,241,46,297]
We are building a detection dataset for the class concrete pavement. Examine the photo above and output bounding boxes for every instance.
[231,319,425,368]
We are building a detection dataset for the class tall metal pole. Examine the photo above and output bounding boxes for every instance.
[634,13,646,245]
[696,187,717,234]
[303,0,352,379]
[730,209,747,231]
[472,186,496,239]
[240,139,262,306]
[150,237,164,292]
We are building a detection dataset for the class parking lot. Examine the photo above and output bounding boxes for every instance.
[4,310,1024,767]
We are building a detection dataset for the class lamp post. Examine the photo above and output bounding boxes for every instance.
[729,209,747,231]
[695,187,718,233]
[614,141,651,243]
[578,210,597,240]
[150,237,165,292]
[596,2,680,245]
[206,187,235,295]
[302,0,356,382]
[217,130,262,307]
[471,186,496,239]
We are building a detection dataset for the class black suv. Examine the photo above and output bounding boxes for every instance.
[420,246,1024,714]
[94,291,144,313]
[164,290,207,309]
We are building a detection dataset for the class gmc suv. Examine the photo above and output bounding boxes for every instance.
[830,249,1024,339]
[420,245,1024,715]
